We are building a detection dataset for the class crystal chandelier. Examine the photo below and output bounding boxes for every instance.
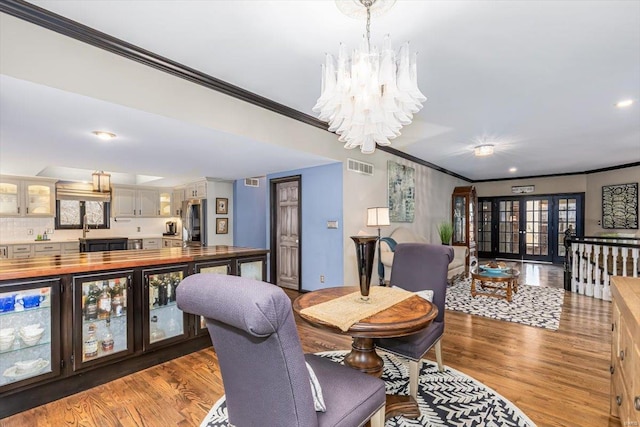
[313,0,426,154]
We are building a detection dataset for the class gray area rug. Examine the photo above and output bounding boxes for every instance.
[200,351,536,427]
[445,278,565,330]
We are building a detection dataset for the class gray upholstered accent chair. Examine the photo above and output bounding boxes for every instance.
[176,273,386,427]
[375,243,453,400]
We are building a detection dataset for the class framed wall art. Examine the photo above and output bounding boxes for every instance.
[216,198,228,214]
[216,218,228,234]
[387,161,415,223]
[602,182,638,229]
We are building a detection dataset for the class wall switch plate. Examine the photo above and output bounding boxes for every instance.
[137,227,141,232]
[46,228,53,234]
[28,229,33,235]
[327,220,339,229]
[320,275,325,283]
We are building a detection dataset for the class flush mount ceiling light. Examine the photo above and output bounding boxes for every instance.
[509,167,517,173]
[313,0,426,154]
[615,99,634,108]
[474,144,495,157]
[92,131,116,141]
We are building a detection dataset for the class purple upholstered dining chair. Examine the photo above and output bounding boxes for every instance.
[375,243,453,400]
[177,274,386,427]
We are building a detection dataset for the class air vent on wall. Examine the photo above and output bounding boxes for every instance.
[347,158,374,176]
[244,178,260,187]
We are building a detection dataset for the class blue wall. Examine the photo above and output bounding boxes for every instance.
[233,177,267,249]
[234,162,343,291]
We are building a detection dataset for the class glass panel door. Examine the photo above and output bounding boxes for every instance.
[553,195,583,263]
[0,181,20,215]
[73,271,134,370]
[194,261,233,335]
[238,257,266,281]
[25,183,53,216]
[524,198,550,260]
[0,279,61,391]
[497,200,520,256]
[478,200,493,254]
[479,194,583,263]
[143,265,189,350]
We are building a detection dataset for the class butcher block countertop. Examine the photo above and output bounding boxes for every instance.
[0,246,268,281]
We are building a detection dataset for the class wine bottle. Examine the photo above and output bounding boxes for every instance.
[85,284,98,321]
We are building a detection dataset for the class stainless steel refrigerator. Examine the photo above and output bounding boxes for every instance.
[182,199,206,247]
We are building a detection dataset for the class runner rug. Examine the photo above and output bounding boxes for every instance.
[445,278,565,330]
[200,351,536,427]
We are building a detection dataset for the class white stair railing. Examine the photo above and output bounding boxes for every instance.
[567,236,639,301]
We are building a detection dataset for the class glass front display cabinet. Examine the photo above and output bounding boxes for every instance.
[237,256,267,281]
[0,279,61,391]
[73,271,134,371]
[452,186,478,272]
[143,265,189,350]
[193,260,234,336]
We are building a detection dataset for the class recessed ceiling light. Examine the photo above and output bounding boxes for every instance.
[615,99,634,108]
[92,131,116,140]
[474,144,494,157]
[509,167,517,173]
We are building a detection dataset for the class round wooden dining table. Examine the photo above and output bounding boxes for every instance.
[293,286,438,420]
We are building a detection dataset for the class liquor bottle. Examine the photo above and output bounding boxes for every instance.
[98,281,111,319]
[101,318,114,352]
[169,274,179,302]
[158,278,168,306]
[85,284,98,321]
[84,323,98,359]
[121,278,127,309]
[150,277,159,307]
[111,279,123,316]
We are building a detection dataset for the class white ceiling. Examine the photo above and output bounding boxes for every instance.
[1,0,639,184]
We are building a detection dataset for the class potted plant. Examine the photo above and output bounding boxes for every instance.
[437,221,453,245]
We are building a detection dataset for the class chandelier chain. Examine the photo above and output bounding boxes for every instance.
[361,0,374,52]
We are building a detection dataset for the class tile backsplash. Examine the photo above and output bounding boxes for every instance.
[0,217,180,243]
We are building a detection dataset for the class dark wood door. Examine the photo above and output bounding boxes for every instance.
[270,177,301,291]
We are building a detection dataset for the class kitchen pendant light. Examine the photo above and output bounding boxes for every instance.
[92,171,111,193]
[313,0,426,154]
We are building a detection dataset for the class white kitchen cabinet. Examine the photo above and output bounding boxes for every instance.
[112,186,159,217]
[61,242,79,254]
[162,238,182,248]
[34,243,61,257]
[143,238,161,250]
[159,190,172,217]
[0,176,55,217]
[8,244,34,259]
[171,189,184,217]
[184,181,207,199]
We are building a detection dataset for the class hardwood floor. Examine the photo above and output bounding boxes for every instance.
[1,263,618,427]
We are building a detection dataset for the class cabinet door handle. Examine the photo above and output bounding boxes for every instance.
[17,207,20,214]
[610,365,614,374]
[634,396,640,411]
[620,350,625,361]
[616,396,622,406]
[26,207,28,214]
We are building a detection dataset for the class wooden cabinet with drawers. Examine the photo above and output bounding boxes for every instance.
[610,276,640,425]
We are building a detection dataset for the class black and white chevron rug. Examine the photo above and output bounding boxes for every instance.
[445,279,564,330]
[200,351,536,427]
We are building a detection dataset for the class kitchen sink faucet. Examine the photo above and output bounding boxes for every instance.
[83,214,90,238]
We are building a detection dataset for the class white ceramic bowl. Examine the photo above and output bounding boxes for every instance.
[0,335,15,351]
[14,358,42,373]
[20,328,44,346]
[19,323,41,334]
[19,326,44,339]
[0,327,15,338]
